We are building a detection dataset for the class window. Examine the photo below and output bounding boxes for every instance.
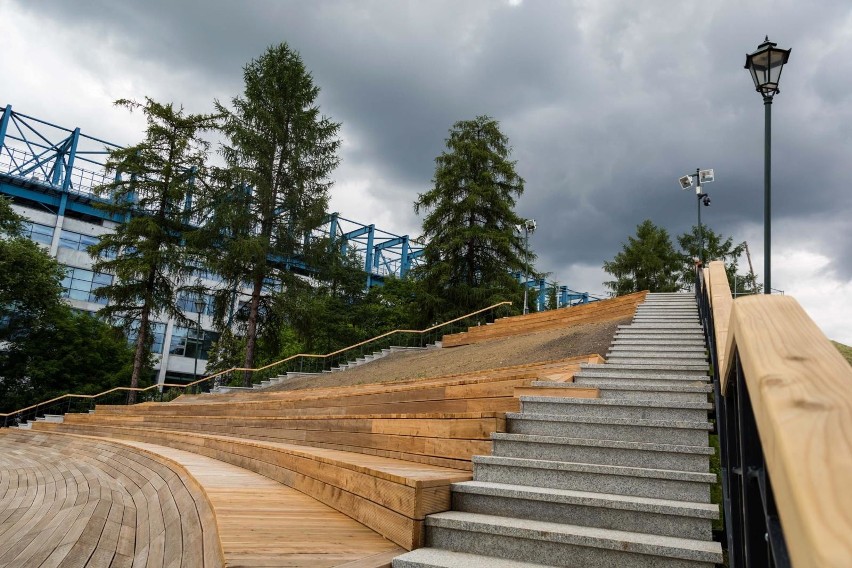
[60,267,112,304]
[177,291,215,316]
[58,229,100,252]
[22,221,54,245]
[169,326,219,359]
[126,321,167,354]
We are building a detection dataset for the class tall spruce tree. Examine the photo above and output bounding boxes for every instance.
[677,225,750,292]
[603,220,683,295]
[91,98,217,401]
[207,43,341,385]
[414,116,528,320]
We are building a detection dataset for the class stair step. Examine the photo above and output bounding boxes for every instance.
[528,381,710,402]
[604,358,709,367]
[394,548,552,568]
[607,350,707,359]
[610,340,706,347]
[451,481,717,540]
[507,412,711,446]
[609,345,706,353]
[615,331,706,339]
[574,373,710,386]
[580,363,708,377]
[423,511,722,568]
[491,433,712,472]
[519,395,711,422]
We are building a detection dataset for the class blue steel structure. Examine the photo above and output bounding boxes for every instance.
[0,105,597,306]
[0,105,423,287]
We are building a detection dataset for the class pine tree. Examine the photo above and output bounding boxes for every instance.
[414,116,528,320]
[205,43,341,385]
[603,220,683,295]
[91,98,217,402]
[677,225,749,292]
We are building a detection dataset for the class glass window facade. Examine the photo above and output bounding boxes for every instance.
[22,221,54,245]
[59,229,100,252]
[126,321,167,354]
[169,326,219,359]
[177,292,216,316]
[60,266,112,304]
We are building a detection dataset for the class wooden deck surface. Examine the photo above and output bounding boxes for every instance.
[118,440,404,568]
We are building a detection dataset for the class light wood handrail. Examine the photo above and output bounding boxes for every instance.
[705,264,852,567]
[705,261,733,391]
[1,300,513,419]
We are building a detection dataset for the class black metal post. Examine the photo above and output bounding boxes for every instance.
[764,95,772,294]
[696,168,704,265]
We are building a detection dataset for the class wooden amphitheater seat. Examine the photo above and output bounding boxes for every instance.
[0,429,224,567]
[442,291,647,347]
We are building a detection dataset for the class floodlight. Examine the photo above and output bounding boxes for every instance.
[679,175,693,190]
[699,169,715,184]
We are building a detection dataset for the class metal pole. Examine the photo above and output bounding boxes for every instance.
[764,96,772,294]
[193,311,202,382]
[524,226,530,315]
[696,168,703,265]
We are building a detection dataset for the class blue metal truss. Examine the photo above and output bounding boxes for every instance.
[0,105,423,287]
[1,105,596,308]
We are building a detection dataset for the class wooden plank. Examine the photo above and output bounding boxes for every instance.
[725,295,852,567]
[706,261,733,393]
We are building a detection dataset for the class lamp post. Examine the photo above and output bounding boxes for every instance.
[678,170,714,264]
[745,36,791,294]
[192,297,205,382]
[517,219,537,315]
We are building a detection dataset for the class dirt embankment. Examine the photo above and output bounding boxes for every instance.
[267,316,630,392]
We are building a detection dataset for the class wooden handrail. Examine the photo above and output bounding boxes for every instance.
[1,300,513,419]
[705,262,852,567]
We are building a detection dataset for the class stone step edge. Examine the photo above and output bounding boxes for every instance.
[491,432,715,456]
[505,412,712,431]
[451,480,719,519]
[393,548,554,568]
[425,511,723,563]
[529,381,712,393]
[518,396,712,411]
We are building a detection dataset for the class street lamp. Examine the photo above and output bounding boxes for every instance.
[678,169,714,264]
[517,219,537,315]
[192,296,206,382]
[745,36,791,294]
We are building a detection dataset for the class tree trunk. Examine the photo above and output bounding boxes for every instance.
[242,272,264,387]
[128,305,150,404]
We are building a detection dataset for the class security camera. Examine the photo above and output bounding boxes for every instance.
[678,175,693,190]
[703,196,711,206]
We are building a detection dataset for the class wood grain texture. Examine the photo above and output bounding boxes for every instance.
[705,261,732,392]
[724,295,852,567]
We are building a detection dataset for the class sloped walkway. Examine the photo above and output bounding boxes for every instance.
[394,293,723,567]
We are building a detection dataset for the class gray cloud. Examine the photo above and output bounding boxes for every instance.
[6,0,852,299]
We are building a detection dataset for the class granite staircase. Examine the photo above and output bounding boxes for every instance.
[394,293,723,567]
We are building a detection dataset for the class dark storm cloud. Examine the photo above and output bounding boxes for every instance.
[11,0,852,285]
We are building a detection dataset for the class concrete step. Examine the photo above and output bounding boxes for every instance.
[605,357,709,367]
[580,362,708,376]
[519,396,712,422]
[615,329,705,338]
[472,455,714,502]
[41,414,65,423]
[423,511,722,567]
[619,323,703,330]
[607,350,707,359]
[529,381,710,403]
[574,373,710,387]
[394,548,554,568]
[16,422,32,429]
[450,481,717,540]
[491,433,712,473]
[506,412,711,446]
[609,345,706,353]
[610,340,706,347]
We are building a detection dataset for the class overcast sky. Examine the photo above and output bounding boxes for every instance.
[2,0,850,342]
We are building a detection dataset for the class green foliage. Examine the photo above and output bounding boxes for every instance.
[414,116,527,321]
[91,98,216,394]
[833,341,852,366]
[204,43,341,384]
[678,225,750,292]
[603,220,683,295]
[0,308,135,413]
[0,196,23,236]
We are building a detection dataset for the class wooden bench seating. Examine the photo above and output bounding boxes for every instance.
[442,291,647,347]
[0,429,224,567]
[23,355,608,551]
[29,422,470,550]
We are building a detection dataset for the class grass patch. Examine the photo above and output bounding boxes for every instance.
[832,341,852,366]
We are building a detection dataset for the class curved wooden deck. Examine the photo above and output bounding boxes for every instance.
[0,429,223,568]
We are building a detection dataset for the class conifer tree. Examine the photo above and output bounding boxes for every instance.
[414,116,528,320]
[91,98,217,401]
[603,220,683,295]
[206,43,341,385]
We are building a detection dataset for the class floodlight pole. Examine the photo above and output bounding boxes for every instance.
[523,226,531,315]
[764,94,772,294]
[696,168,704,265]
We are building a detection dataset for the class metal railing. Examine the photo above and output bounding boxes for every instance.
[1,300,514,427]
[695,264,790,567]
